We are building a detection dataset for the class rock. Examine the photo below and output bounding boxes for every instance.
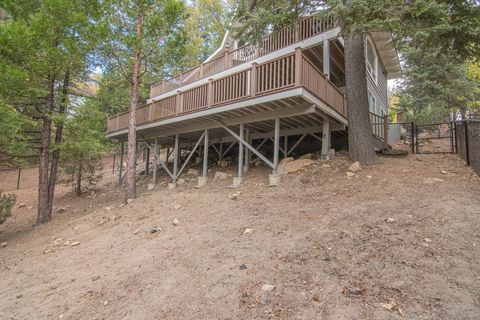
[147,183,155,191]
[328,148,336,158]
[0,242,7,248]
[70,241,80,247]
[103,300,109,306]
[424,237,432,243]
[186,169,199,176]
[133,228,141,235]
[118,203,125,208]
[57,207,66,213]
[313,293,321,302]
[63,240,71,246]
[213,171,230,181]
[243,228,253,234]
[239,264,247,270]
[172,218,180,226]
[27,206,33,210]
[366,175,372,179]
[53,238,63,246]
[299,153,312,160]
[277,158,314,175]
[386,218,395,223]
[441,170,448,174]
[92,275,100,281]
[17,203,26,209]
[127,199,134,204]
[261,284,275,291]
[177,178,185,185]
[149,226,160,234]
[346,171,355,177]
[348,162,361,173]
[174,204,182,210]
[104,206,112,211]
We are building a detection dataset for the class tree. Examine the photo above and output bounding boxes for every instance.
[0,0,99,223]
[233,0,480,164]
[61,103,111,196]
[101,0,188,202]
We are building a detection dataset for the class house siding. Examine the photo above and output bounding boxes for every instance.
[366,39,388,116]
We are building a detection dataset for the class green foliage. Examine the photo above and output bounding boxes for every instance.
[61,102,111,193]
[0,190,16,225]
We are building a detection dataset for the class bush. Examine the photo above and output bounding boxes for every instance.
[0,190,16,224]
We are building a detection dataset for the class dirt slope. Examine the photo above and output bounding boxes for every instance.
[0,153,479,319]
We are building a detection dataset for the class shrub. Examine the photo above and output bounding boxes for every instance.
[0,190,16,224]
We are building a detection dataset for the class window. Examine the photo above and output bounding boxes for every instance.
[368,90,376,113]
[365,36,378,84]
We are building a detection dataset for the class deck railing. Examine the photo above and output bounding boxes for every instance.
[107,50,347,134]
[149,15,335,98]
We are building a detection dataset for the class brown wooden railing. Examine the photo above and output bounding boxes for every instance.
[107,50,349,134]
[150,14,335,98]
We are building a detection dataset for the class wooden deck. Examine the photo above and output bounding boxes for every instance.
[107,50,346,135]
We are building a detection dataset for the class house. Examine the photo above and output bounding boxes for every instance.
[106,14,401,187]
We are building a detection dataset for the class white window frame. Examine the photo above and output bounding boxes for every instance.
[368,89,376,113]
[365,35,378,85]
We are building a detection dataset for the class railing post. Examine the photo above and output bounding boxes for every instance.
[147,103,153,121]
[116,115,119,131]
[294,22,300,42]
[250,63,257,97]
[224,52,229,69]
[207,79,213,107]
[175,90,181,115]
[295,47,302,87]
[200,63,204,78]
[383,115,388,150]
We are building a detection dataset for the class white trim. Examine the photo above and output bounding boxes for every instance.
[365,35,378,86]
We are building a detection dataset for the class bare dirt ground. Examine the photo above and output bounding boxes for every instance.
[0,152,479,320]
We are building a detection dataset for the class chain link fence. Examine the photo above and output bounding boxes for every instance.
[455,120,480,176]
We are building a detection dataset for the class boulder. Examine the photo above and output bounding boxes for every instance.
[298,153,312,160]
[213,171,230,181]
[277,158,314,175]
[348,162,362,173]
[186,169,199,177]
[57,207,66,213]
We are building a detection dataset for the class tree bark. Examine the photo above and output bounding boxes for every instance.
[124,11,144,202]
[36,74,55,225]
[344,31,377,165]
[47,70,69,216]
[76,160,83,197]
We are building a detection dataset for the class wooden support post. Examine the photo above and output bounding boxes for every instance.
[323,39,330,79]
[152,138,158,185]
[112,153,116,173]
[273,117,280,173]
[145,146,150,174]
[203,129,209,177]
[219,142,223,161]
[238,124,244,178]
[321,118,331,159]
[16,168,21,190]
[118,142,124,184]
[173,134,179,183]
[244,128,251,173]
[284,135,288,159]
[295,47,302,86]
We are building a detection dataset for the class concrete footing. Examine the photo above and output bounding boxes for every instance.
[197,176,208,187]
[167,182,176,189]
[232,177,243,188]
[268,174,281,186]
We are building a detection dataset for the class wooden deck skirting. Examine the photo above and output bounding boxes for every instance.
[149,15,336,98]
[106,50,347,134]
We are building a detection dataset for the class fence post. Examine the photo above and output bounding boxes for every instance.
[410,122,415,154]
[16,168,21,190]
[383,115,388,150]
[464,120,470,166]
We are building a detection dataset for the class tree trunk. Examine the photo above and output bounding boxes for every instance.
[47,70,69,216]
[344,31,377,165]
[76,160,83,196]
[124,12,144,202]
[36,74,55,225]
